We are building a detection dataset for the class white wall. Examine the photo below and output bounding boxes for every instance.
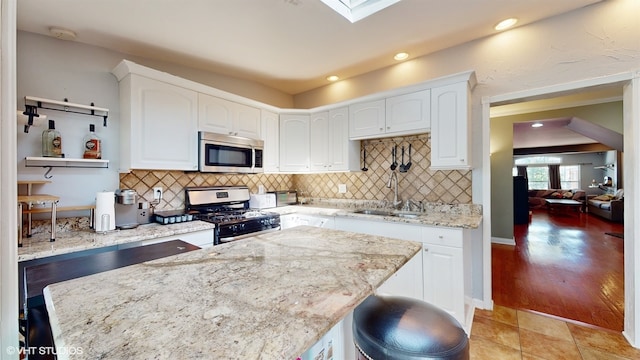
[17,32,121,210]
[16,31,294,214]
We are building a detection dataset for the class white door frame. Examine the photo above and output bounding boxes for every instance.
[1,0,19,358]
[481,70,640,347]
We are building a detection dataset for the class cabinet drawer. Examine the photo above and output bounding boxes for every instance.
[421,226,463,247]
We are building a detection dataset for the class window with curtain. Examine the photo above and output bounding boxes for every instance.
[514,156,580,190]
[559,165,580,189]
[526,166,549,189]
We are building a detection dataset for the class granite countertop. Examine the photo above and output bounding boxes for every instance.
[271,201,483,229]
[44,226,421,360]
[18,221,216,262]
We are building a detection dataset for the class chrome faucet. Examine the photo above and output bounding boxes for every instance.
[403,199,424,212]
[387,171,402,208]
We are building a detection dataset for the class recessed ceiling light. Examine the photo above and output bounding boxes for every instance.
[326,75,340,82]
[531,122,543,128]
[49,27,77,41]
[494,18,518,31]
[394,52,409,61]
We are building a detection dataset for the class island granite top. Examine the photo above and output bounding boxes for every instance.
[18,221,216,262]
[44,226,421,360]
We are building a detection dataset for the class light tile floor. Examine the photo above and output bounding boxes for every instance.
[470,305,640,359]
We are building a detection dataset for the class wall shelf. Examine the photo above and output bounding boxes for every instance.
[23,96,109,133]
[25,156,109,169]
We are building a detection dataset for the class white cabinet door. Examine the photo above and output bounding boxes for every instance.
[198,93,234,135]
[121,74,198,171]
[198,94,261,139]
[309,107,359,172]
[309,111,330,171]
[420,226,469,328]
[334,217,421,241]
[279,114,310,172]
[234,103,261,139]
[296,214,335,228]
[386,90,431,134]
[422,243,464,324]
[329,107,360,172]
[349,91,430,140]
[349,99,385,139]
[261,109,280,173]
[377,250,424,301]
[430,81,471,170]
[279,214,297,230]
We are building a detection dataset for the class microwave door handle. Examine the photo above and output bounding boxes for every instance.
[252,147,257,170]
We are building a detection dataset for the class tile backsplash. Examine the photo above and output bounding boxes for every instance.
[121,133,472,211]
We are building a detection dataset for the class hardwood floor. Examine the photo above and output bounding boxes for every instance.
[492,208,624,331]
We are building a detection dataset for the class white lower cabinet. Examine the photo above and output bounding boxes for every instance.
[421,226,471,329]
[377,250,423,301]
[280,214,335,229]
[292,214,472,360]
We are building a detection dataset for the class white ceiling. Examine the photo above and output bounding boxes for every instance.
[16,0,602,95]
[493,86,624,149]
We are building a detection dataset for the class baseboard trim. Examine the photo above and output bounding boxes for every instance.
[492,236,516,246]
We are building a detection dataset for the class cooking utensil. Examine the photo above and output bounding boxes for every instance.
[390,145,398,170]
[405,144,412,171]
[361,148,368,171]
[399,145,407,172]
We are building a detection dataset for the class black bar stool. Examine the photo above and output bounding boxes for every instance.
[353,295,469,360]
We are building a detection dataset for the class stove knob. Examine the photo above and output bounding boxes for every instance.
[230,225,237,232]
[240,223,246,230]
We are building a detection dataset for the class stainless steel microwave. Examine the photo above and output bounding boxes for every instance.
[198,131,264,173]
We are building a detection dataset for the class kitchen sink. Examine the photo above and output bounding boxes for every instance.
[352,209,421,218]
[394,212,420,218]
[353,209,394,216]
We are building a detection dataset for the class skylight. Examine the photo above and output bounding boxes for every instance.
[319,0,402,22]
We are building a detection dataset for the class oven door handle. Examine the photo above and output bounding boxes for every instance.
[218,226,281,243]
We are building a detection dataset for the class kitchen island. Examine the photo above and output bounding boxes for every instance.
[44,226,421,359]
[18,221,216,261]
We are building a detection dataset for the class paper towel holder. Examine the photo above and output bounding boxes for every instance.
[21,105,42,133]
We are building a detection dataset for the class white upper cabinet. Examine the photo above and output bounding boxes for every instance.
[261,109,280,173]
[117,73,198,171]
[310,107,360,172]
[349,99,386,139]
[349,90,430,140]
[198,93,261,139]
[279,114,310,172]
[430,81,471,170]
[329,107,360,171]
[309,112,330,171]
[386,90,431,134]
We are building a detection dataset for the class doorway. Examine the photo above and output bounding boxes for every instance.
[481,73,639,345]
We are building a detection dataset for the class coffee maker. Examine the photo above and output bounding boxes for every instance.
[114,189,154,229]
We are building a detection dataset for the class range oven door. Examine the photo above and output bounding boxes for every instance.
[198,132,263,173]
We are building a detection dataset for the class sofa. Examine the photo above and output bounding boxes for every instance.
[528,189,586,209]
[587,189,624,222]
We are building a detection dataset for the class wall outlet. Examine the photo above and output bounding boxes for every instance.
[153,187,163,201]
[338,184,347,193]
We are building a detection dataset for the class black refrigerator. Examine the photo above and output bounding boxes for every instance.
[513,176,529,224]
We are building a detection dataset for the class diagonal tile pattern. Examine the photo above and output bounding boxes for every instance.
[471,306,640,359]
[120,133,473,211]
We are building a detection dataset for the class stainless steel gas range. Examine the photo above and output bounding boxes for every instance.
[185,186,281,245]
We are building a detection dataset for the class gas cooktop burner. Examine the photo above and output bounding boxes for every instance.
[185,186,281,246]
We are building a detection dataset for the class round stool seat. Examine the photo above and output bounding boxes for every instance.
[353,295,469,360]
